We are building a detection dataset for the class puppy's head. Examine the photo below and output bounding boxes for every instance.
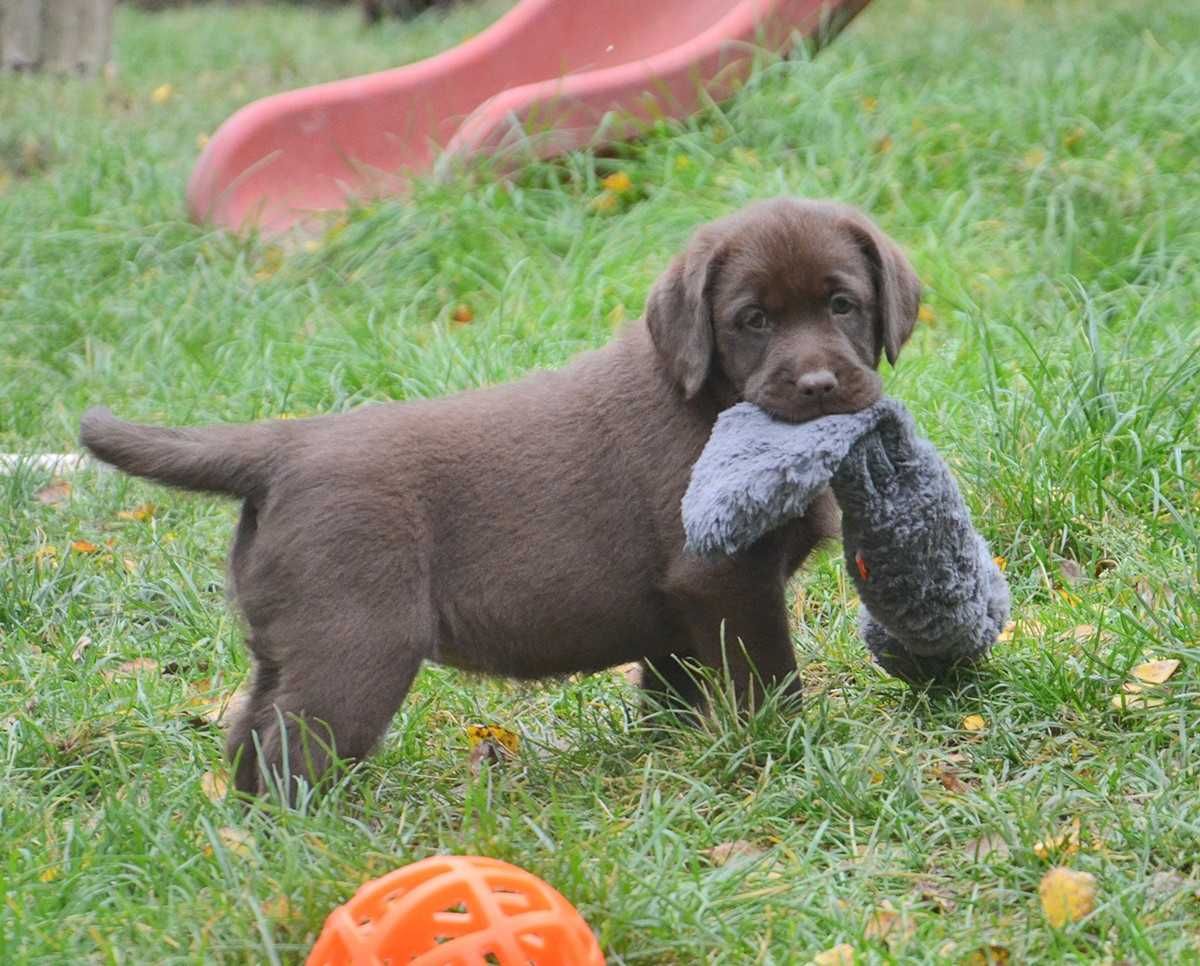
[646,198,920,422]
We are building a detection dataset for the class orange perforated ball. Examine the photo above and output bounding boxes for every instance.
[306,855,604,966]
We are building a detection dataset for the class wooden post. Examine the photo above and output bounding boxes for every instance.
[1,0,115,74]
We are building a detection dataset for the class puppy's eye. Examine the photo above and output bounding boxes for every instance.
[829,294,857,315]
[741,308,769,331]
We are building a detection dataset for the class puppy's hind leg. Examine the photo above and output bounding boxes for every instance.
[230,613,430,803]
[225,644,281,796]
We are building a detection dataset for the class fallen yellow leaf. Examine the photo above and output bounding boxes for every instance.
[451,303,474,324]
[861,95,879,112]
[601,171,633,194]
[253,246,285,282]
[962,945,1011,965]
[261,895,294,920]
[589,191,619,213]
[1021,146,1047,169]
[873,134,894,154]
[34,545,58,565]
[216,826,252,857]
[993,555,1007,572]
[151,83,174,105]
[1039,866,1097,928]
[71,540,100,554]
[1130,659,1180,686]
[997,619,1045,642]
[811,943,855,966]
[201,771,228,803]
[1111,692,1166,712]
[466,723,518,755]
[117,503,156,522]
[1034,817,1081,860]
[962,714,987,732]
[918,304,936,324]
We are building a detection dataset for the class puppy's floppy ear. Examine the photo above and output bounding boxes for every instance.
[847,216,921,366]
[645,227,724,398]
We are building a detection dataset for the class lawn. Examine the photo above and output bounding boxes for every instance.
[2,0,1199,961]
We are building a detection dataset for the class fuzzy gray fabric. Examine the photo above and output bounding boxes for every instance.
[682,398,1010,683]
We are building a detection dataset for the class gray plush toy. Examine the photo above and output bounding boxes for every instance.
[682,398,1009,683]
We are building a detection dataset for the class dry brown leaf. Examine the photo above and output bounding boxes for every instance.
[1146,870,1190,900]
[863,901,913,947]
[1134,577,1154,607]
[615,662,642,686]
[962,714,986,732]
[71,539,100,554]
[810,944,854,966]
[104,658,159,680]
[913,879,956,913]
[1034,817,1081,860]
[1130,659,1180,686]
[1039,866,1097,928]
[1059,558,1086,587]
[201,771,228,803]
[467,740,507,774]
[35,480,72,506]
[934,767,970,795]
[117,503,156,522]
[71,635,93,662]
[963,831,1010,862]
[704,840,765,867]
[216,826,252,857]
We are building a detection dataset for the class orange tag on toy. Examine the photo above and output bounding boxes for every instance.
[855,550,870,581]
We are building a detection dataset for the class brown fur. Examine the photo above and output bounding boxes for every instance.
[79,198,919,799]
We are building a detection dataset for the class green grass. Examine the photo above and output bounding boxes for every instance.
[2,0,1199,961]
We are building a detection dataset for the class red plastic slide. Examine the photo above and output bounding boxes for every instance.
[187,0,870,234]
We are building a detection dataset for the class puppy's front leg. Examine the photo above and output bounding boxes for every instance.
[682,586,801,713]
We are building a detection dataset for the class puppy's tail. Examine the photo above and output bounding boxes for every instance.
[80,407,281,499]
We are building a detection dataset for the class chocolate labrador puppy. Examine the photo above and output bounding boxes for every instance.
[80,198,919,798]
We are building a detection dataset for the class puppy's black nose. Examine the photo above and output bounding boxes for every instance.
[796,369,838,397]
